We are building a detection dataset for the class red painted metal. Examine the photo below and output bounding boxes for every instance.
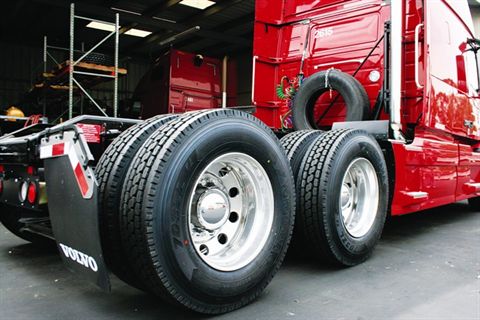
[134,49,237,119]
[76,124,102,144]
[253,0,480,215]
[253,0,389,129]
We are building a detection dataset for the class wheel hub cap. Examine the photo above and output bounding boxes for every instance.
[188,152,274,272]
[197,190,230,229]
[339,157,379,238]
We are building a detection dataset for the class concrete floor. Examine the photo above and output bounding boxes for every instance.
[0,201,479,320]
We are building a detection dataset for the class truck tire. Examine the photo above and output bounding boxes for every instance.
[96,114,177,289]
[120,109,295,314]
[280,130,324,178]
[280,130,324,253]
[298,129,388,266]
[292,70,370,130]
[72,52,114,65]
[0,205,54,247]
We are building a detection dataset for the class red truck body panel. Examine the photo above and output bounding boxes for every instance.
[391,0,480,214]
[135,49,237,119]
[253,0,480,215]
[253,0,388,129]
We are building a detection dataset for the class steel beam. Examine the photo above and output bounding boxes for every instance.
[32,0,250,47]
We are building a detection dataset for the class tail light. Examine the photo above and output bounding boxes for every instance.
[27,166,36,175]
[27,183,37,204]
[19,182,37,204]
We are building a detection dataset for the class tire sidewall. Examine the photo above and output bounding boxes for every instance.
[324,134,388,262]
[148,119,294,303]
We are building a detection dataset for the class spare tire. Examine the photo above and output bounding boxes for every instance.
[293,69,370,130]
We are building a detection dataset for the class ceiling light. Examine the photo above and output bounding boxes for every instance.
[86,21,116,32]
[87,21,151,38]
[179,0,215,10]
[125,28,152,37]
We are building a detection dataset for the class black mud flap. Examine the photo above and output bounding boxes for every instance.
[41,130,110,292]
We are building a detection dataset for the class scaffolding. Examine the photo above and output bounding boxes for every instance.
[39,3,121,120]
[68,3,119,119]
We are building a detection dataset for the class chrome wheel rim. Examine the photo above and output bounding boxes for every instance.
[340,158,379,238]
[188,152,274,271]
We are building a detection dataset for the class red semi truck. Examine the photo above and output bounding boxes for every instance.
[1,0,480,314]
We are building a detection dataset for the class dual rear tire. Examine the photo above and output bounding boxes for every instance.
[96,109,387,312]
[96,114,178,289]
[96,110,295,314]
[281,129,388,266]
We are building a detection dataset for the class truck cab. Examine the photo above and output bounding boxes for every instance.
[252,0,480,214]
[1,0,479,315]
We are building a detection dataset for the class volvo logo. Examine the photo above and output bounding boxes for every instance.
[59,243,98,272]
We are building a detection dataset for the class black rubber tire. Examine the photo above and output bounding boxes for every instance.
[119,109,295,314]
[280,130,324,254]
[280,130,324,178]
[468,197,480,211]
[75,52,114,65]
[96,114,178,289]
[293,70,370,130]
[298,129,388,266]
[0,204,54,247]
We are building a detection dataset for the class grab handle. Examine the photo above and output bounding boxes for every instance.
[415,23,424,88]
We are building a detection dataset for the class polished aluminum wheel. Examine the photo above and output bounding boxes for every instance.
[340,158,379,238]
[188,152,274,271]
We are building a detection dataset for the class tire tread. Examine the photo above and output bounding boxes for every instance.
[120,109,293,314]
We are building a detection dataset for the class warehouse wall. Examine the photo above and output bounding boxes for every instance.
[0,41,150,118]
[0,42,43,109]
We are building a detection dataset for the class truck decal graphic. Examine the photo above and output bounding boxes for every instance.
[59,243,98,272]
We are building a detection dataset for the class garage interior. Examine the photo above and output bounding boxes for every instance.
[0,0,255,123]
[0,1,479,319]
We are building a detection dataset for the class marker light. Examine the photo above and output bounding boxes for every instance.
[27,182,37,204]
[369,70,381,83]
[19,181,29,202]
